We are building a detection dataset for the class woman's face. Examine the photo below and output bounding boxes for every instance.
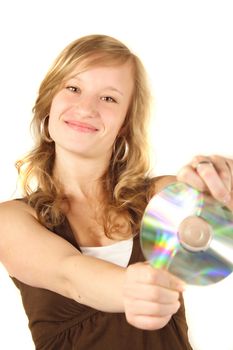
[48,61,134,160]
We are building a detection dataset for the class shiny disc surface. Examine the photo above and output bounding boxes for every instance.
[140,182,233,285]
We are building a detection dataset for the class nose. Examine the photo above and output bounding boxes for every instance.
[73,95,99,118]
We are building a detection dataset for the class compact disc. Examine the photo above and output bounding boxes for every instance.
[140,182,233,285]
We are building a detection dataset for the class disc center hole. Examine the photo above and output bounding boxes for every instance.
[178,216,212,252]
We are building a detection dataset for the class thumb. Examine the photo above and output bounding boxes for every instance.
[151,267,186,292]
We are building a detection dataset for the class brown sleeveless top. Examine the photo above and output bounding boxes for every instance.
[11,218,193,350]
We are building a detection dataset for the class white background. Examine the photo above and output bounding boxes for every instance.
[0,0,233,349]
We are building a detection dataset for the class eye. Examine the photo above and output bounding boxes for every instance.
[101,96,117,103]
[66,86,81,93]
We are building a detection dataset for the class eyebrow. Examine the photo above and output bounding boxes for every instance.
[68,76,124,96]
[104,86,124,96]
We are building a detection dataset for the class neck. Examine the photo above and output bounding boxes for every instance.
[53,146,111,201]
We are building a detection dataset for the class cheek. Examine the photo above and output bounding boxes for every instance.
[49,89,72,117]
[106,115,126,143]
[49,95,61,118]
[49,97,70,131]
[115,109,128,132]
[103,110,125,133]
[48,97,63,136]
[103,103,128,125]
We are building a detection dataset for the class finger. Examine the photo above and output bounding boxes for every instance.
[147,268,185,292]
[127,263,186,292]
[126,314,171,331]
[124,283,180,304]
[177,165,207,192]
[126,299,180,317]
[212,158,232,192]
[223,158,233,191]
[193,158,231,203]
[191,155,232,195]
[202,155,232,193]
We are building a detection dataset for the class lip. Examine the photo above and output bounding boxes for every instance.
[65,120,99,133]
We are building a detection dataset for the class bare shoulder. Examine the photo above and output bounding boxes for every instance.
[0,198,79,297]
[0,199,38,244]
[152,175,176,194]
[0,199,48,269]
[0,198,36,218]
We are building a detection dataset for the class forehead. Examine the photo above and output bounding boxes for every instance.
[69,59,133,79]
[67,61,135,94]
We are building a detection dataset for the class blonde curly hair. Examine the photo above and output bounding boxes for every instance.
[16,34,156,238]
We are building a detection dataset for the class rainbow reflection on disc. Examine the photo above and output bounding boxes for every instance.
[140,182,233,285]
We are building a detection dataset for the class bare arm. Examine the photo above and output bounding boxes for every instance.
[0,200,125,312]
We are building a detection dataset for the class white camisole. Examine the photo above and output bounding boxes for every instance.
[80,237,134,267]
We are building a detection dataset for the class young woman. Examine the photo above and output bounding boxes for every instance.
[0,34,232,349]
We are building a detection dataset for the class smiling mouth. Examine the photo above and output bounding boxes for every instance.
[65,120,98,133]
